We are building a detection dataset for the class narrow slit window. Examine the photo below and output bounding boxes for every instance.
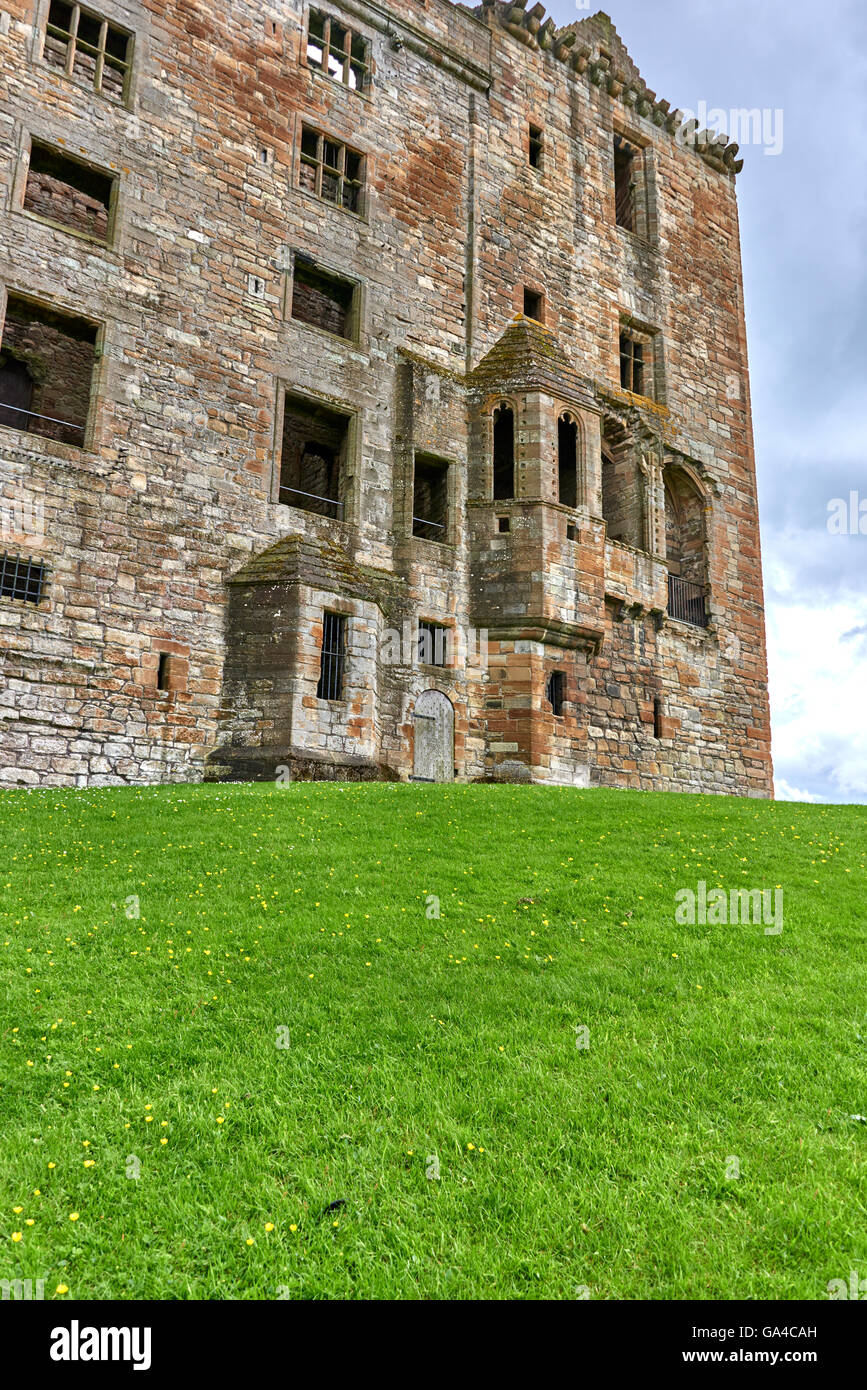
[157,653,171,691]
[43,1,133,103]
[0,552,47,604]
[493,404,515,500]
[614,133,637,231]
[653,697,663,739]
[557,413,578,509]
[417,621,450,667]
[529,123,543,169]
[299,125,364,213]
[317,611,346,700]
[546,671,566,717]
[306,9,368,91]
[24,142,114,242]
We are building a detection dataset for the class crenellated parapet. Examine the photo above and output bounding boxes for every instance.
[474,2,744,176]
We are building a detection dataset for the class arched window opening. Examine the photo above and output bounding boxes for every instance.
[493,404,515,500]
[557,413,578,509]
[664,464,708,626]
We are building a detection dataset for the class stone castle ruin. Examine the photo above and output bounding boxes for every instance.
[0,0,773,792]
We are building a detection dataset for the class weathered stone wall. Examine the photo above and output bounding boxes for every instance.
[0,0,772,794]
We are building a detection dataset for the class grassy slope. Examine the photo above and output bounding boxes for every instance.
[0,782,865,1301]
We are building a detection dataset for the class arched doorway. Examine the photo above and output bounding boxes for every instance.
[412,690,455,783]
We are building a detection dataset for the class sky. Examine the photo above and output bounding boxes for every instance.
[523,0,867,803]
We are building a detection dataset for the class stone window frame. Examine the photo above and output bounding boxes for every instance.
[545,669,566,718]
[416,618,453,670]
[301,5,373,99]
[32,0,139,110]
[0,283,106,455]
[297,122,367,219]
[491,397,519,502]
[410,449,456,548]
[269,380,361,528]
[285,250,365,345]
[617,314,666,405]
[14,131,121,250]
[528,121,544,171]
[612,123,658,244]
[0,551,50,608]
[554,407,587,511]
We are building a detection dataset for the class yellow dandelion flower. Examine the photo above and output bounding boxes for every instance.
[11,1232,22,1242]
[56,1284,69,1295]
[160,1138,168,1145]
[289,1224,298,1233]
[25,1218,34,1226]
[69,1213,79,1221]
[264,1223,274,1232]
[13,1206,22,1214]
[246,1237,254,1246]
[83,1160,95,1168]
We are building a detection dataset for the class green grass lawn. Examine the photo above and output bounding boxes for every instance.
[1,781,865,1300]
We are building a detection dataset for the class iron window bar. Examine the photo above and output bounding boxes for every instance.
[417,622,450,667]
[317,611,346,701]
[412,516,446,541]
[278,485,344,519]
[619,333,645,396]
[667,573,708,628]
[0,552,47,604]
[0,399,86,446]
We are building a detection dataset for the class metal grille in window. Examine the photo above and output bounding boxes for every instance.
[299,127,364,213]
[317,611,346,700]
[44,1,132,103]
[0,552,47,604]
[619,333,647,396]
[306,10,368,91]
[418,621,450,667]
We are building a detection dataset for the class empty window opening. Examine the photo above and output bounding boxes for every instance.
[279,391,350,518]
[307,9,368,91]
[546,670,566,717]
[614,133,638,231]
[412,453,449,541]
[665,464,708,626]
[0,295,98,447]
[43,1,132,103]
[497,515,511,533]
[299,126,364,213]
[523,287,543,321]
[493,404,515,500]
[317,611,346,700]
[24,142,114,241]
[566,522,576,541]
[417,621,450,667]
[0,552,47,604]
[653,697,663,739]
[601,418,646,550]
[557,413,578,509]
[156,653,171,692]
[528,123,543,169]
[619,332,646,396]
[291,258,357,338]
